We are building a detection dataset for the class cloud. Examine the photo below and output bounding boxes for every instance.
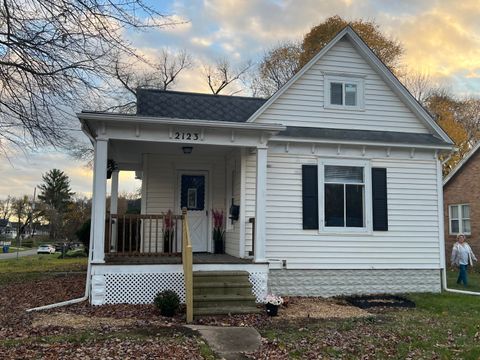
[3,0,480,200]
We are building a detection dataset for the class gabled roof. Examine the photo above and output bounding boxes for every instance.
[247,26,453,145]
[136,89,267,122]
[443,142,480,186]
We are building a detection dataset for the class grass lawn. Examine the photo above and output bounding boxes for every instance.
[0,254,87,285]
[446,267,480,292]
[255,291,480,359]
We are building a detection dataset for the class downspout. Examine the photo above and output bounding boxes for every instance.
[438,152,480,296]
[26,235,94,312]
[27,128,96,311]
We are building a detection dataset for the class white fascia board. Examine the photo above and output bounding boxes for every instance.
[246,27,350,124]
[246,26,453,145]
[270,136,453,150]
[443,141,480,186]
[77,112,285,132]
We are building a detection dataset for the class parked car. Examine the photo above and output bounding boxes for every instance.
[37,244,56,254]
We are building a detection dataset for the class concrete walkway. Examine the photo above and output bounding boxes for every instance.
[0,248,37,260]
[186,325,261,359]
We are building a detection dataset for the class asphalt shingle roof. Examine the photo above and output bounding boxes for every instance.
[136,89,267,122]
[279,127,448,146]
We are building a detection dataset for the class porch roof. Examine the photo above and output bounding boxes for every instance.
[136,89,267,122]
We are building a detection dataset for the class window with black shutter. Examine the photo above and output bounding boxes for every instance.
[302,165,319,229]
[372,168,388,231]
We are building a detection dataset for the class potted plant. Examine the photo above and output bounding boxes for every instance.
[212,209,225,254]
[154,290,180,317]
[162,210,175,253]
[264,294,283,316]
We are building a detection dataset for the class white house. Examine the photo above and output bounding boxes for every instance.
[78,27,453,312]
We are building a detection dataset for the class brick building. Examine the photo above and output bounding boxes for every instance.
[443,143,480,267]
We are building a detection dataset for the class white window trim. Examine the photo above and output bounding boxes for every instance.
[324,74,365,110]
[318,158,372,234]
[449,203,471,235]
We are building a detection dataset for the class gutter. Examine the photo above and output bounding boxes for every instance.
[26,234,94,312]
[77,112,286,132]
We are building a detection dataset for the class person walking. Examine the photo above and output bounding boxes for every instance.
[451,233,477,286]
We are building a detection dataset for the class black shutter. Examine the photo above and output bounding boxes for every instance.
[372,168,388,231]
[302,165,319,230]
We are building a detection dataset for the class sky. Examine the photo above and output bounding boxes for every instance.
[1,0,480,199]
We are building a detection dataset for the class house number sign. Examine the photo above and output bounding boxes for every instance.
[173,130,201,141]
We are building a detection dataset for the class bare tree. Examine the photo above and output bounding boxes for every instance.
[0,196,12,219]
[112,49,192,112]
[203,58,253,95]
[0,0,177,153]
[11,195,37,239]
[399,69,437,105]
[453,97,480,148]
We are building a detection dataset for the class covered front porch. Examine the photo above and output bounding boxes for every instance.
[79,111,284,266]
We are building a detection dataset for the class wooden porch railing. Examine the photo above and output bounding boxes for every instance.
[181,207,193,323]
[105,213,184,256]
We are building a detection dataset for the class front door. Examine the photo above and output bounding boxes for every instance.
[180,173,208,252]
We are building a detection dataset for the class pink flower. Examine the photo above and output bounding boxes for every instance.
[162,210,175,231]
[212,209,224,230]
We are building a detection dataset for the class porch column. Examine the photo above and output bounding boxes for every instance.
[254,146,267,263]
[110,169,119,252]
[91,138,108,263]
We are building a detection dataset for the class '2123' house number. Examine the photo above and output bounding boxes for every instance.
[174,131,200,141]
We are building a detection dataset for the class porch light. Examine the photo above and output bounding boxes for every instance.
[182,146,193,154]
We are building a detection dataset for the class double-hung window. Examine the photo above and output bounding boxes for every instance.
[319,160,372,232]
[324,74,365,110]
[449,204,471,235]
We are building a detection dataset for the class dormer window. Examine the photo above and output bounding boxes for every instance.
[324,74,364,110]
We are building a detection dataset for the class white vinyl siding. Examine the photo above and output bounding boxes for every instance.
[255,40,429,134]
[224,151,241,256]
[263,150,441,269]
[244,153,256,256]
[143,154,226,252]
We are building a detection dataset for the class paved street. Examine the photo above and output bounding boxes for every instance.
[0,248,37,260]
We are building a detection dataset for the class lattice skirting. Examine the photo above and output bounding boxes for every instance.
[90,265,269,305]
[268,269,442,297]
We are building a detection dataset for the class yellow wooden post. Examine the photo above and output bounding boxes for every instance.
[182,207,194,323]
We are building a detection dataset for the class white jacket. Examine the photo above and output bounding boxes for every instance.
[451,242,477,266]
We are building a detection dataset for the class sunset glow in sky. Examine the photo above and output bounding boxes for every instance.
[1,0,480,198]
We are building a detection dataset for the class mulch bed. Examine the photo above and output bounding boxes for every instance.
[345,294,416,309]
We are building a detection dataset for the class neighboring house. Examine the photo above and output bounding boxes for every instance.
[0,219,12,239]
[443,142,480,265]
[0,219,17,239]
[78,26,453,309]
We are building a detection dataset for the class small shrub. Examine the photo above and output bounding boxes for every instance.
[60,249,87,258]
[154,290,180,317]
